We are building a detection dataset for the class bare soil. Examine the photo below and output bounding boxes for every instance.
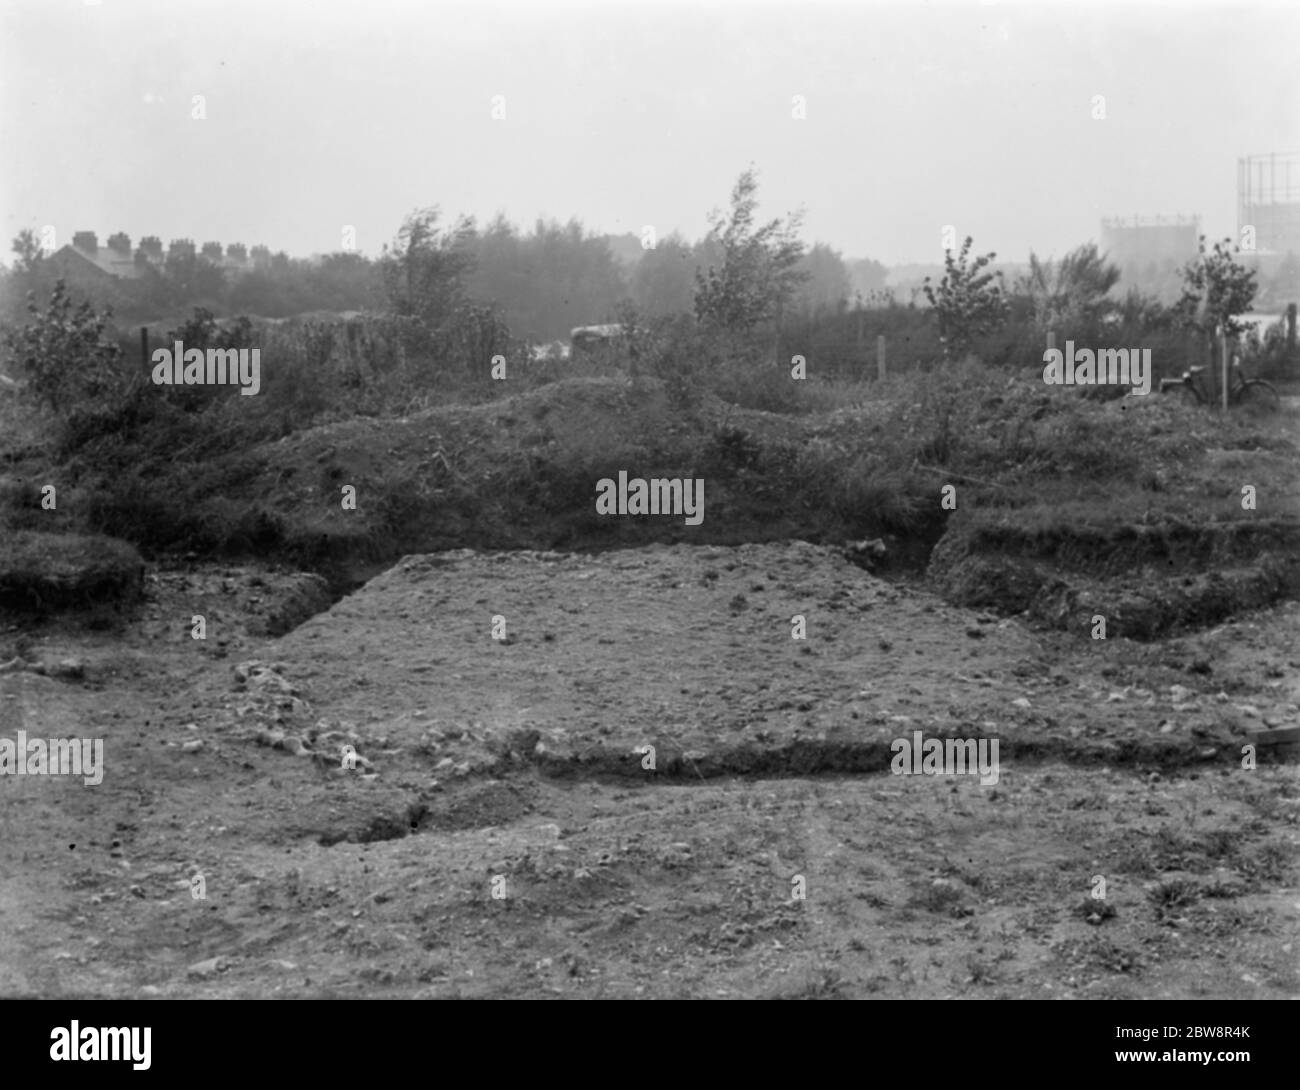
[1,542,1297,999]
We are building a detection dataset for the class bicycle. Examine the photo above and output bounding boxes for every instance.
[1158,358,1280,411]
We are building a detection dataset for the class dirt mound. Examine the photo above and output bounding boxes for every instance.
[256,541,1262,777]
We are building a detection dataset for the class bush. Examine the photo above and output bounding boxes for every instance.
[1,280,129,416]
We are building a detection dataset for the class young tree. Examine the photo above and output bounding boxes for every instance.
[922,236,1009,360]
[380,207,477,329]
[693,168,806,338]
[1173,236,1258,340]
[1,279,125,415]
[1021,241,1121,333]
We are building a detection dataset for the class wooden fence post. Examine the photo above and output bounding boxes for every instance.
[1220,326,1229,411]
[140,326,148,369]
[876,334,886,382]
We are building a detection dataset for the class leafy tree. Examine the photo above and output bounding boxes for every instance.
[162,239,225,305]
[0,279,126,414]
[3,229,50,321]
[694,168,806,337]
[847,257,889,299]
[1021,242,1120,333]
[379,207,477,329]
[922,236,1009,360]
[791,243,852,314]
[630,231,699,318]
[1173,236,1258,339]
[10,228,44,274]
[465,214,626,340]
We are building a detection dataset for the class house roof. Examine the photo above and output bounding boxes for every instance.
[51,244,149,280]
[50,243,251,280]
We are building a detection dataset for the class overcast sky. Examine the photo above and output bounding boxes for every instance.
[2,0,1297,266]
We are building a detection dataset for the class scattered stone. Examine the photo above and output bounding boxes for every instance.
[1079,899,1117,925]
[186,957,226,979]
[49,658,86,680]
[181,740,204,753]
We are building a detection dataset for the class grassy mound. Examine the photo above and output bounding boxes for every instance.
[0,530,145,614]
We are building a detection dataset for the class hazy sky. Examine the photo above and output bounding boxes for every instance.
[2,0,1297,265]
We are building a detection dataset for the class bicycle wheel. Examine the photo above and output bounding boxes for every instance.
[1237,380,1280,412]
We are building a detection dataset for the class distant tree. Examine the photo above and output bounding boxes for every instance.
[304,252,382,311]
[694,168,807,337]
[847,256,889,299]
[1255,252,1298,312]
[3,229,49,318]
[201,241,224,261]
[791,242,851,314]
[602,232,645,271]
[1173,236,1258,340]
[1021,241,1121,333]
[163,239,224,305]
[465,215,626,340]
[630,231,698,317]
[922,236,1009,360]
[10,228,44,274]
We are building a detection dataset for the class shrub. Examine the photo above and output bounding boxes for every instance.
[1,280,128,416]
[922,237,1010,360]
